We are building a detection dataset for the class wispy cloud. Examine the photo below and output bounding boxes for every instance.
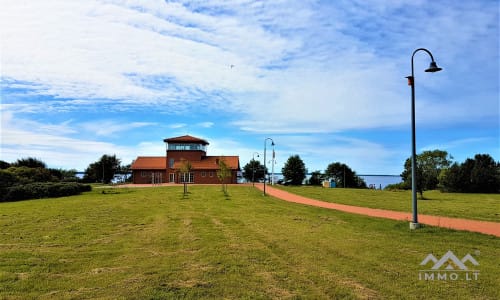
[1,1,497,172]
[80,120,157,136]
[197,121,214,128]
[1,1,497,132]
[168,123,187,129]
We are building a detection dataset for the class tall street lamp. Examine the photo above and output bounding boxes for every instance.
[252,152,260,187]
[263,137,275,196]
[271,144,276,185]
[406,48,442,230]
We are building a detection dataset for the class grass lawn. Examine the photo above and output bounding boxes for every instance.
[276,186,500,222]
[1,185,499,299]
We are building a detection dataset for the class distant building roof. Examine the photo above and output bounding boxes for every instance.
[163,135,209,145]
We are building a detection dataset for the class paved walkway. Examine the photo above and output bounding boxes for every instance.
[255,184,500,237]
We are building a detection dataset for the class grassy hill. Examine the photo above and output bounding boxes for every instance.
[1,185,498,299]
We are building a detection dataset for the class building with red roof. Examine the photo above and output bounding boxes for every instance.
[131,135,240,184]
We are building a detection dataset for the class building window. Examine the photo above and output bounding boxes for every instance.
[209,171,214,177]
[141,171,150,177]
[168,143,206,152]
[169,158,175,168]
[169,173,175,183]
[201,171,206,177]
[180,173,194,183]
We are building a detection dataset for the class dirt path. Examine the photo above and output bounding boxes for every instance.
[255,184,500,237]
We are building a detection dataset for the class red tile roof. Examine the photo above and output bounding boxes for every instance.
[131,156,240,170]
[131,156,166,170]
[163,135,209,145]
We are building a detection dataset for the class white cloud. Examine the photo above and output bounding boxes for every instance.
[168,123,187,129]
[80,120,156,136]
[0,111,155,169]
[197,122,214,128]
[1,0,497,132]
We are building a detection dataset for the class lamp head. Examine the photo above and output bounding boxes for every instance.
[425,61,442,73]
[271,141,275,146]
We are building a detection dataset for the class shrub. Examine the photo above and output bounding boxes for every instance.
[1,182,92,202]
[384,182,408,191]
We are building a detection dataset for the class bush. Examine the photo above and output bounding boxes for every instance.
[1,182,92,202]
[384,182,408,191]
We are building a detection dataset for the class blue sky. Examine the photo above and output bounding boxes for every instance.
[1,0,498,175]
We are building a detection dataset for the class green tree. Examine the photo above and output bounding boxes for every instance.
[242,159,266,184]
[440,154,500,193]
[0,160,11,169]
[60,169,78,181]
[0,169,19,196]
[325,162,366,188]
[83,155,121,184]
[308,170,324,186]
[282,155,306,185]
[401,150,452,197]
[438,163,462,192]
[6,166,54,183]
[13,157,47,169]
[469,154,500,193]
[217,158,232,195]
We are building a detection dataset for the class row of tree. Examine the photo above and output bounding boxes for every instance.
[0,158,79,184]
[242,155,367,188]
[0,155,129,186]
[243,150,499,195]
[0,158,91,202]
[390,150,499,195]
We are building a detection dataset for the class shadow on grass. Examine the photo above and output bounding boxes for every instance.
[101,189,129,195]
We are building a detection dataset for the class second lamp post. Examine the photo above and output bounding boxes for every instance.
[263,137,275,196]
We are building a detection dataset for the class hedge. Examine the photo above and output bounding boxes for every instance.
[1,182,92,202]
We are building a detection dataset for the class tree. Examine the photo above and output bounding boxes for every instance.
[242,159,266,184]
[217,158,232,195]
[325,162,366,188]
[6,166,54,183]
[60,169,78,181]
[308,170,324,186]
[83,155,121,184]
[401,149,452,197]
[439,154,500,193]
[13,157,47,169]
[438,163,462,192]
[179,159,192,196]
[282,155,306,185]
[0,160,11,169]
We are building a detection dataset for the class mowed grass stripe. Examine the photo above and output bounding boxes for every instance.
[0,185,498,299]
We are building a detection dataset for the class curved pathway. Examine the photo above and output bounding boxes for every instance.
[255,184,500,237]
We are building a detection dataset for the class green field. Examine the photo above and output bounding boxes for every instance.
[276,186,500,222]
[1,185,499,299]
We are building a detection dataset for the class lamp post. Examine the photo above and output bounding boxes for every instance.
[406,48,442,230]
[263,137,274,196]
[252,152,259,187]
[271,144,275,185]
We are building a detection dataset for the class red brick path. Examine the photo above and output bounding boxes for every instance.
[255,184,500,237]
